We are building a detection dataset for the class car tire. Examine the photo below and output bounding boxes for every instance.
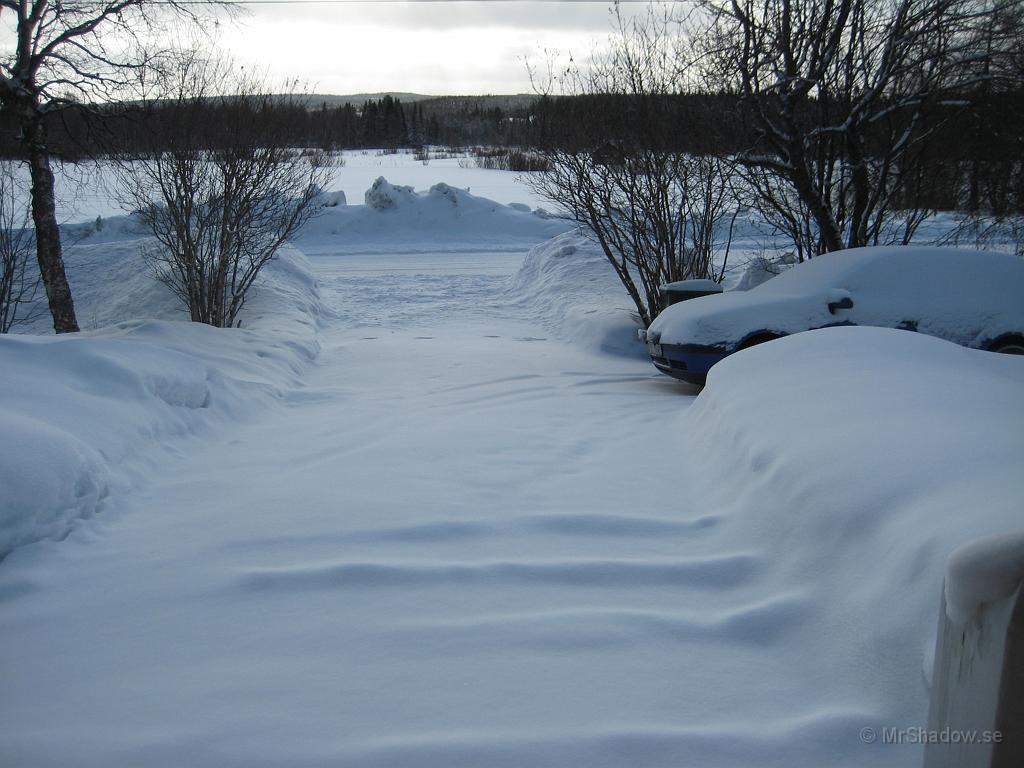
[988,335,1024,355]
[737,332,784,350]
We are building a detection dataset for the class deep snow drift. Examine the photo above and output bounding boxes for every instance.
[2,161,1022,767]
[508,231,644,357]
[0,242,321,559]
[678,326,1024,735]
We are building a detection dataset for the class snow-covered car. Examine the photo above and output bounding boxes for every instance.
[640,246,1024,385]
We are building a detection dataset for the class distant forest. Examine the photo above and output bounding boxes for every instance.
[1,90,1021,215]
[0,94,538,158]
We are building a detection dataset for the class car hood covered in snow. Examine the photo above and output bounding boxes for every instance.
[649,290,836,348]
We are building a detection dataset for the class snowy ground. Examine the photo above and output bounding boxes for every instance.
[1,161,1022,767]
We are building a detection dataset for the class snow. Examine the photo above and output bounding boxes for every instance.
[297,175,571,255]
[945,532,1024,624]
[2,237,322,558]
[508,231,644,357]
[364,175,418,209]
[2,161,1023,767]
[662,278,723,292]
[32,150,558,226]
[681,327,1024,730]
[652,245,1024,350]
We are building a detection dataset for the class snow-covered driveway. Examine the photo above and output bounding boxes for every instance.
[6,238,1022,768]
[2,250,763,767]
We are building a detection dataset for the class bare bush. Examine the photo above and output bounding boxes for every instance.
[527,7,736,327]
[114,57,335,328]
[0,162,42,333]
[940,215,1024,257]
[472,148,551,172]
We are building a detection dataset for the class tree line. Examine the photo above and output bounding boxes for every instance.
[0,94,532,159]
[3,85,1019,222]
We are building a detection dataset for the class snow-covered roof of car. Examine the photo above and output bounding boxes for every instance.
[753,245,1020,295]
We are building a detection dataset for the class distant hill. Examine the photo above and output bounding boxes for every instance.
[298,93,538,110]
[302,93,434,107]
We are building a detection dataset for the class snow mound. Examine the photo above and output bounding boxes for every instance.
[730,255,788,291]
[364,176,417,209]
[680,326,1024,728]
[0,320,315,560]
[945,532,1024,624]
[296,177,572,254]
[508,232,644,357]
[3,224,323,560]
[316,189,347,208]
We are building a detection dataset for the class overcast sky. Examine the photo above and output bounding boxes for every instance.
[216,1,654,95]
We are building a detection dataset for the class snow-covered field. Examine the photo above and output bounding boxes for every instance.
[42,149,556,226]
[1,154,1022,767]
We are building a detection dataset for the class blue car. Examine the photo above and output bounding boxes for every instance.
[640,246,1024,385]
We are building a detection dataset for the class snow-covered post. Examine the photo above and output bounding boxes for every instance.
[924,533,1024,768]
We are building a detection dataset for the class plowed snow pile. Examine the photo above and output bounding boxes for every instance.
[296,176,571,254]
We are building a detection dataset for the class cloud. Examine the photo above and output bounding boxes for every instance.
[240,1,627,33]
[215,2,662,94]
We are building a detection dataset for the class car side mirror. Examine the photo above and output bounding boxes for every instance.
[828,296,854,314]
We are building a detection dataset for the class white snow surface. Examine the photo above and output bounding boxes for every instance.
[509,231,644,357]
[663,278,723,292]
[2,168,1023,768]
[945,532,1024,624]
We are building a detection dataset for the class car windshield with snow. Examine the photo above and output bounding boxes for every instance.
[642,246,1024,385]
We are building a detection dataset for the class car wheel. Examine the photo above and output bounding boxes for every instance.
[989,335,1024,355]
[737,332,784,350]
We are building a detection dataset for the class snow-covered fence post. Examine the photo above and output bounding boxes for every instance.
[924,533,1024,768]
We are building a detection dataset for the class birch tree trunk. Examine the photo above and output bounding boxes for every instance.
[22,110,79,333]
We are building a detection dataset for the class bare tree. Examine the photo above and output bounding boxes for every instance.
[114,57,334,328]
[528,7,737,328]
[697,0,1020,255]
[0,0,209,333]
[0,161,42,333]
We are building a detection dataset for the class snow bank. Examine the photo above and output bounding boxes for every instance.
[945,532,1024,624]
[22,217,322,339]
[679,326,1024,726]
[0,320,317,560]
[508,232,644,357]
[2,221,323,560]
[295,177,572,254]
